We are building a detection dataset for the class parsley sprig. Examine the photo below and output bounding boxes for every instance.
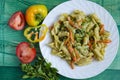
[21,57,59,80]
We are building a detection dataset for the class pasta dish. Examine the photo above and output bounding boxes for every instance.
[48,10,111,69]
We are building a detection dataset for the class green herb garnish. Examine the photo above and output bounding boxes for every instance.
[21,57,59,80]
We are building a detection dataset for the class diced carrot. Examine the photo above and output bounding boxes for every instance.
[102,39,112,43]
[70,61,74,69]
[68,44,74,53]
[98,39,111,44]
[74,48,80,62]
[67,16,79,28]
[100,24,104,35]
[68,29,75,43]
[88,40,94,50]
[88,42,92,49]
[67,44,76,62]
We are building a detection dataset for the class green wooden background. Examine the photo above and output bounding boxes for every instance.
[0,0,120,80]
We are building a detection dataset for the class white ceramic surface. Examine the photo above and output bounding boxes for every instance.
[39,0,119,79]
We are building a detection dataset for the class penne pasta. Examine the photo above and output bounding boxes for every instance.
[49,10,111,69]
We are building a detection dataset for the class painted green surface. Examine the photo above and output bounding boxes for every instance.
[0,0,120,80]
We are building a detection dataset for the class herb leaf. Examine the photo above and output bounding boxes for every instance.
[21,56,59,80]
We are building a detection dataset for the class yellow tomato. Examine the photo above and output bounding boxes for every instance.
[25,5,48,26]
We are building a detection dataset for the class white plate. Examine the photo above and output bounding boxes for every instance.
[39,0,119,79]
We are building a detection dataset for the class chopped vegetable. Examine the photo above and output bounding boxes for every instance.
[25,5,48,26]
[70,61,74,69]
[24,24,48,43]
[67,43,76,62]
[99,39,112,43]
[21,57,59,80]
[16,42,36,63]
[100,24,105,35]
[8,11,25,30]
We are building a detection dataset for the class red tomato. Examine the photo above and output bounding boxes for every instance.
[8,11,25,30]
[16,42,36,63]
